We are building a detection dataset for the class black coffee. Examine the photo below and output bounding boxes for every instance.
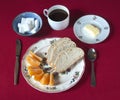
[49,9,68,21]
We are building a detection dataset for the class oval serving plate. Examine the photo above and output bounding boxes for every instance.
[73,15,110,44]
[21,38,85,93]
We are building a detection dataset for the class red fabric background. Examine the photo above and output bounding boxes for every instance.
[0,0,120,100]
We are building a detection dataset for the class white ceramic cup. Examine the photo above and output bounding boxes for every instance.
[43,5,70,30]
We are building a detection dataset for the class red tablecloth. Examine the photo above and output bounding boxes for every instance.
[0,0,120,100]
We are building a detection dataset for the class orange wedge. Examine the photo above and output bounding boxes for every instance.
[34,71,44,81]
[28,67,43,76]
[27,65,40,69]
[26,55,40,67]
[27,66,39,70]
[40,73,50,85]
[29,51,42,62]
[49,73,55,86]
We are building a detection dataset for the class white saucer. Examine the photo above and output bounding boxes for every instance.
[73,15,110,44]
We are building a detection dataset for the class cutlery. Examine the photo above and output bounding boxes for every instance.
[87,48,97,86]
[14,39,22,85]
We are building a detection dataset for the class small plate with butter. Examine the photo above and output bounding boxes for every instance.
[73,15,110,44]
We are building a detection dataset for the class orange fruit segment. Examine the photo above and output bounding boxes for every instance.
[34,72,44,81]
[29,51,42,62]
[27,65,40,69]
[26,51,55,86]
[49,73,55,86]
[40,73,50,85]
[26,55,41,67]
[28,67,43,76]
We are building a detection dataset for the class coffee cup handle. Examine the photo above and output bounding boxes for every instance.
[43,9,48,17]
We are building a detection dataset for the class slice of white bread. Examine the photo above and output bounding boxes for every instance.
[47,37,72,65]
[49,39,76,66]
[47,37,84,73]
[53,47,84,72]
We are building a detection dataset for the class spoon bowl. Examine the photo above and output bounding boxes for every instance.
[88,48,97,62]
[87,48,97,86]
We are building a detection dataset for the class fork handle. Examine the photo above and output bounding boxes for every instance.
[91,62,96,86]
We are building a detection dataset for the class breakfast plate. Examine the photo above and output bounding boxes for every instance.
[73,15,110,44]
[21,38,85,93]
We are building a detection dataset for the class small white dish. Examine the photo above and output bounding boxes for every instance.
[21,38,85,93]
[73,15,110,44]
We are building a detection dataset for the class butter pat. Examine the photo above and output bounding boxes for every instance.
[83,24,100,38]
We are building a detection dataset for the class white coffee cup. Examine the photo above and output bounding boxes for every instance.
[43,5,70,30]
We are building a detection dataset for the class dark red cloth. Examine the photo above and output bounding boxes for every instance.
[0,0,120,100]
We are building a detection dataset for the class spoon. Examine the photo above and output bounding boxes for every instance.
[87,48,97,86]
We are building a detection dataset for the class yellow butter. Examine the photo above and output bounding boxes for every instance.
[83,24,100,38]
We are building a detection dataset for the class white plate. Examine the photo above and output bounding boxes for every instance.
[73,15,110,44]
[21,38,85,93]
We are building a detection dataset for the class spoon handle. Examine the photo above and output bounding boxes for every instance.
[91,62,96,86]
